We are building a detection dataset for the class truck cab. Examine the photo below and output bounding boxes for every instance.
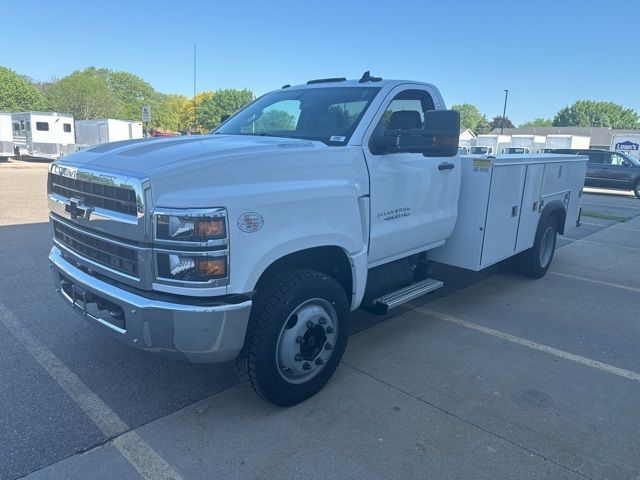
[47,74,586,406]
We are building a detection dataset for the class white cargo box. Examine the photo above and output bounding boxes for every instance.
[428,154,587,270]
[75,119,143,149]
[0,112,13,157]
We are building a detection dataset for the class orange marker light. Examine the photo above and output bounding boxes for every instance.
[196,258,227,277]
[196,219,226,238]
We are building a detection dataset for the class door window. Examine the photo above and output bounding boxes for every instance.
[608,153,628,166]
[13,122,19,133]
[586,152,605,164]
[378,89,435,131]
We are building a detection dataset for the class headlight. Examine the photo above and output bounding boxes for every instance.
[154,208,227,244]
[153,208,229,287]
[156,252,227,282]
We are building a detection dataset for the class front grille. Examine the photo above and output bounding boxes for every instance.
[53,221,139,277]
[49,172,138,216]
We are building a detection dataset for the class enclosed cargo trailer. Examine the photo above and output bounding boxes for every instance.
[75,119,144,149]
[0,112,13,158]
[12,112,75,160]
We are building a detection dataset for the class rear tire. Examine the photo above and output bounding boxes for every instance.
[517,216,557,278]
[634,181,640,199]
[236,269,350,406]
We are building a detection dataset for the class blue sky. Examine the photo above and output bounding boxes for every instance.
[2,0,639,124]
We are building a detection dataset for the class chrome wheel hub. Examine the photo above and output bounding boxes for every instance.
[276,299,338,384]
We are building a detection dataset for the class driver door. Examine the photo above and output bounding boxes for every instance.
[364,86,461,266]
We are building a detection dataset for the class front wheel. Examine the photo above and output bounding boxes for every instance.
[517,216,557,278]
[236,269,350,406]
[634,181,640,199]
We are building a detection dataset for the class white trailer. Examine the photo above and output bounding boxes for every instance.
[128,121,143,140]
[542,134,590,152]
[0,112,13,158]
[75,119,143,149]
[610,133,640,161]
[470,134,511,155]
[504,134,546,154]
[12,112,75,160]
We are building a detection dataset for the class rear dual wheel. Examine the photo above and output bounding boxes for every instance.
[236,269,349,406]
[517,216,557,278]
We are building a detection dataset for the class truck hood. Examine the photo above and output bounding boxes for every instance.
[58,134,327,177]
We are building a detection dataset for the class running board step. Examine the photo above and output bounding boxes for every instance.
[373,278,444,313]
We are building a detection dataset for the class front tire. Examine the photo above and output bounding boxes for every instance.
[517,216,557,278]
[236,269,350,406]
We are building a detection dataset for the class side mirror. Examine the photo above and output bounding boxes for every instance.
[370,110,460,157]
[220,114,231,123]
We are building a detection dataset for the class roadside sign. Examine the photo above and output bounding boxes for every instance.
[141,105,151,123]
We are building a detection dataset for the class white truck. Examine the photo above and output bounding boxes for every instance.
[470,134,511,155]
[12,112,76,160]
[75,119,144,149]
[504,134,546,154]
[0,112,13,158]
[47,75,587,406]
[542,134,590,152]
[610,133,640,162]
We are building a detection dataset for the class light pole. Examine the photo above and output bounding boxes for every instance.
[500,89,509,134]
[193,43,197,134]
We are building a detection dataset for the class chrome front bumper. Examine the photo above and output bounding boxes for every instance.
[49,246,252,363]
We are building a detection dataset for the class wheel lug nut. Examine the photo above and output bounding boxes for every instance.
[315,358,324,365]
[326,327,334,334]
[295,354,303,361]
[306,320,314,328]
[325,343,333,351]
[296,335,303,344]
[303,362,311,370]
[319,318,327,325]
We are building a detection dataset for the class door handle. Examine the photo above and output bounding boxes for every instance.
[438,162,455,171]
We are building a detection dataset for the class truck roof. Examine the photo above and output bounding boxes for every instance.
[284,78,436,91]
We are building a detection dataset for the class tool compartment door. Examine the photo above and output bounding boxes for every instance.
[515,163,544,252]
[480,164,526,267]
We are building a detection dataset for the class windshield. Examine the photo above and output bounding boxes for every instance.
[470,146,490,154]
[505,147,526,154]
[620,152,640,166]
[213,87,380,144]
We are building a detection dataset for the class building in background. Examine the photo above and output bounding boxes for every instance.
[492,127,640,150]
[458,128,476,154]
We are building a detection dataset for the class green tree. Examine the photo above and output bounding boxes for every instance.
[251,110,296,132]
[451,103,483,132]
[553,100,639,128]
[519,117,553,128]
[45,70,121,119]
[475,115,491,134]
[199,89,254,131]
[489,115,514,131]
[0,66,48,111]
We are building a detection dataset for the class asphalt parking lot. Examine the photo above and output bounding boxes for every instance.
[1,158,639,480]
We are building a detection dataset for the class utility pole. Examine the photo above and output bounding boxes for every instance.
[193,43,197,134]
[500,89,509,134]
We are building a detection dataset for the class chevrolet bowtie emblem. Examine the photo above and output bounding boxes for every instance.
[65,197,93,220]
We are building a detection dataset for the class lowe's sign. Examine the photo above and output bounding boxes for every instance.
[615,140,639,151]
